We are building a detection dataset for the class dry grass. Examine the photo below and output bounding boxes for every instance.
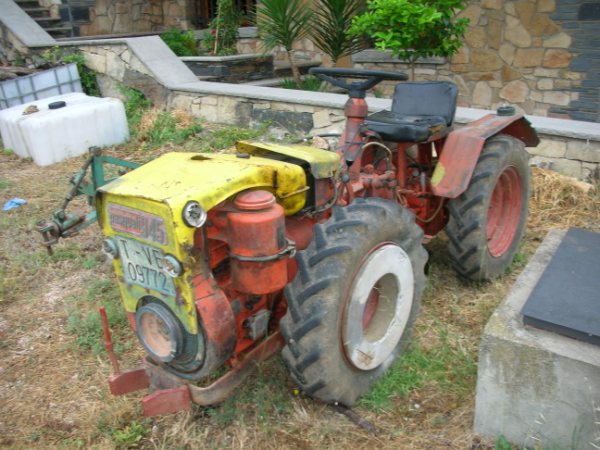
[0,144,598,450]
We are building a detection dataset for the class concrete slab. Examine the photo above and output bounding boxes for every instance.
[522,228,600,346]
[474,229,600,449]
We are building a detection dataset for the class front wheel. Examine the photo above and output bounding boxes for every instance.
[446,134,530,281]
[280,198,427,406]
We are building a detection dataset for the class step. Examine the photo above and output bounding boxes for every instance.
[15,0,40,7]
[22,7,50,18]
[34,17,62,24]
[44,26,74,38]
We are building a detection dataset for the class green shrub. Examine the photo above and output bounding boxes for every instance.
[41,47,100,96]
[118,85,152,131]
[204,0,241,55]
[160,27,199,56]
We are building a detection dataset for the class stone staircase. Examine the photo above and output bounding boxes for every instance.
[15,0,74,38]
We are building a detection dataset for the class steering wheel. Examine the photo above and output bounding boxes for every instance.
[309,67,408,98]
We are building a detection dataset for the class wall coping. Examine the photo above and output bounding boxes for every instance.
[353,49,446,65]
[0,0,55,47]
[180,53,271,63]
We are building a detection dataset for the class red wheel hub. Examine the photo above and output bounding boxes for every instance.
[362,288,379,330]
[486,166,523,257]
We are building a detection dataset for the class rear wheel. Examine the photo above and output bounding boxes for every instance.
[281,198,427,406]
[446,134,530,281]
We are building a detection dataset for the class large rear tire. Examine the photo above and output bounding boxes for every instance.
[280,198,427,406]
[446,134,530,281]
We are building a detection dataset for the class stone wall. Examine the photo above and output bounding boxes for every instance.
[165,90,600,181]
[354,0,597,124]
[78,0,191,35]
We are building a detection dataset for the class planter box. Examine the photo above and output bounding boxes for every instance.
[181,53,274,83]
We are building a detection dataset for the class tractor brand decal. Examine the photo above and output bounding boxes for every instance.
[108,204,168,245]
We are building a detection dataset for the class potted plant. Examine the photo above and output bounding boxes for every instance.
[349,0,469,80]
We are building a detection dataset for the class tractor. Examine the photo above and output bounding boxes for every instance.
[38,68,539,416]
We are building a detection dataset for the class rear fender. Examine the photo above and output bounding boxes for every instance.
[431,114,539,199]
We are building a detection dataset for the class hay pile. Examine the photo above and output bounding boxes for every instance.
[529,167,599,234]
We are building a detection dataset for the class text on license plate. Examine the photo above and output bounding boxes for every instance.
[116,237,175,296]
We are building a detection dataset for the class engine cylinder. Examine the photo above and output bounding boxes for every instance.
[227,190,288,295]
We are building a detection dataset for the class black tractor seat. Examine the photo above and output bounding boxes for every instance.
[365,81,458,143]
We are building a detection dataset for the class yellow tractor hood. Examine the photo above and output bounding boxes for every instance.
[99,151,309,215]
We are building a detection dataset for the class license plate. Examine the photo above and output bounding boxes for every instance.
[115,236,175,296]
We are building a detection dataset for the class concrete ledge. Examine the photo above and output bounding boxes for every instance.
[0,0,55,47]
[353,49,446,65]
[474,229,600,448]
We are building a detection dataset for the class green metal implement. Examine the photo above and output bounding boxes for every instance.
[36,147,140,254]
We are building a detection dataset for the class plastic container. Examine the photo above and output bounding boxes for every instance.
[0,93,88,158]
[0,63,82,109]
[0,94,129,166]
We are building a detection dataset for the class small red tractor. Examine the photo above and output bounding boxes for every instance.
[38,68,538,416]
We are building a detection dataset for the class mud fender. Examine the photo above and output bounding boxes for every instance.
[431,114,539,199]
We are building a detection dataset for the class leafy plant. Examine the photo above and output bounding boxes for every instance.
[310,0,365,65]
[41,47,100,96]
[205,0,241,55]
[349,0,470,80]
[160,27,199,56]
[281,75,322,91]
[110,421,148,448]
[256,0,313,85]
[494,435,514,450]
[118,85,152,132]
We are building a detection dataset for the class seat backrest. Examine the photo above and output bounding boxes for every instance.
[391,81,458,126]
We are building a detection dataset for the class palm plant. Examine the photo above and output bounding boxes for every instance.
[311,0,365,65]
[256,0,313,85]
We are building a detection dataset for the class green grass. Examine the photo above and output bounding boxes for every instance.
[145,112,203,148]
[206,359,292,427]
[196,125,267,152]
[0,178,12,190]
[66,278,131,355]
[359,326,476,411]
[119,85,152,132]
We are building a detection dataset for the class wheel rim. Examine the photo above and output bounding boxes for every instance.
[139,311,176,359]
[343,244,414,371]
[486,166,523,258]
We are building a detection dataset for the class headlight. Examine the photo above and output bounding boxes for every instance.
[102,238,119,259]
[161,254,183,278]
[135,302,184,363]
[182,201,207,228]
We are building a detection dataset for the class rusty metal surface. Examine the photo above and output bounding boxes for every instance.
[99,306,121,375]
[108,368,150,396]
[431,115,538,199]
[142,385,192,417]
[144,331,284,407]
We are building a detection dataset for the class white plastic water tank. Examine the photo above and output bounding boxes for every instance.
[0,93,129,166]
[0,93,88,159]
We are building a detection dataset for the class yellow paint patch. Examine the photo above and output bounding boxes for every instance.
[431,162,446,187]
